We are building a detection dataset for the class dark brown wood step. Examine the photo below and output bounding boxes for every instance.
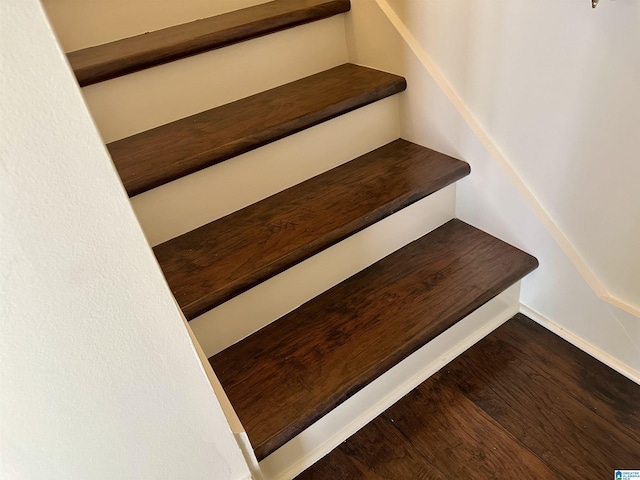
[154,139,469,320]
[298,315,640,478]
[108,63,406,197]
[68,0,351,87]
[210,219,539,460]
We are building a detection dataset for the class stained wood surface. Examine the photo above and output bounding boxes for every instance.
[300,315,640,478]
[155,139,469,320]
[444,319,640,478]
[297,412,446,479]
[211,219,538,459]
[108,64,406,196]
[497,313,640,444]
[382,381,556,478]
[68,0,351,86]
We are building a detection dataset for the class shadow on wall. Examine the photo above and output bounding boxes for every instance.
[382,0,640,310]
[343,0,640,376]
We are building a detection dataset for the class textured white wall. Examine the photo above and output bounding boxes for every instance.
[42,0,272,51]
[0,2,251,479]
[386,0,640,314]
[344,0,639,377]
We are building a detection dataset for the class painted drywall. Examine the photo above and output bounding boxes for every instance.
[344,0,639,376]
[384,0,640,313]
[42,0,272,51]
[0,2,251,479]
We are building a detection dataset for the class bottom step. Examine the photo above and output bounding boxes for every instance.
[298,314,640,478]
[260,282,521,480]
[210,219,538,462]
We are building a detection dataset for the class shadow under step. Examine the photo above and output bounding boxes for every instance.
[68,0,351,87]
[154,139,469,320]
[210,219,539,460]
[108,63,405,197]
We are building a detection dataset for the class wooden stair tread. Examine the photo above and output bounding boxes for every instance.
[68,0,351,87]
[154,139,470,320]
[108,63,406,197]
[210,219,538,460]
[297,315,640,479]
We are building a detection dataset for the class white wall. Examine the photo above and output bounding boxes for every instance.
[0,2,251,478]
[344,0,639,378]
[43,0,272,51]
[384,0,640,314]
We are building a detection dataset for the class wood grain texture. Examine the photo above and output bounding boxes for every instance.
[440,322,640,478]
[211,220,538,460]
[155,139,469,320]
[68,0,351,86]
[296,414,446,479]
[380,382,558,479]
[495,314,640,445]
[108,64,406,196]
[298,315,640,479]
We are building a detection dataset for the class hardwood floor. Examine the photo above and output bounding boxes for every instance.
[298,314,640,479]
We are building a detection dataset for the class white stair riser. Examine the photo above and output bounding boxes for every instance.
[260,283,522,480]
[191,184,455,358]
[43,0,273,51]
[134,96,401,247]
[83,16,348,143]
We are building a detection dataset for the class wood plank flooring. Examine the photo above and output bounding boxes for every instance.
[299,314,640,479]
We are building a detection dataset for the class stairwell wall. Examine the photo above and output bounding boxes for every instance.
[42,0,271,51]
[0,2,251,478]
[344,0,640,379]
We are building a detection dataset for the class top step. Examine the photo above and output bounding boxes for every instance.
[67,0,351,87]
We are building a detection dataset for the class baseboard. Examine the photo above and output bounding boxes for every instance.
[259,283,521,480]
[520,305,640,385]
[235,432,263,480]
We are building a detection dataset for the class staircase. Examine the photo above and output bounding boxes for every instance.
[54,1,538,478]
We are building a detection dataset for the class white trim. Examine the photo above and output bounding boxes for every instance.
[371,0,640,319]
[603,294,640,318]
[520,305,640,385]
[235,432,264,480]
[259,284,521,480]
[181,310,262,478]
